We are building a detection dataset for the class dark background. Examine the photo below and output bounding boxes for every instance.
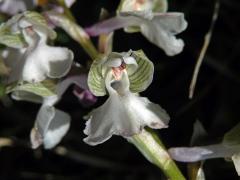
[1,0,240,179]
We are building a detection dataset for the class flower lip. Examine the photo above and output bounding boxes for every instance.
[84,69,169,146]
[112,62,126,80]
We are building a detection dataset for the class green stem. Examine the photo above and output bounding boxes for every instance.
[55,0,99,59]
[0,79,6,98]
[57,0,76,22]
[128,129,186,180]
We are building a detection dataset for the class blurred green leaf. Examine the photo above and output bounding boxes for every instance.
[6,80,57,97]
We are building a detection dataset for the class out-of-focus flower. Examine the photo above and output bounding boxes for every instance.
[1,11,73,83]
[169,122,240,176]
[85,11,187,56]
[169,143,239,162]
[0,0,76,15]
[84,50,170,145]
[10,79,71,149]
[0,0,35,15]
[0,11,75,149]
[30,95,71,149]
[10,73,96,149]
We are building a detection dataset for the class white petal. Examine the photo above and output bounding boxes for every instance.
[120,11,188,55]
[104,57,122,67]
[64,0,76,8]
[138,12,188,56]
[43,46,73,79]
[43,109,70,149]
[83,93,141,145]
[33,102,70,149]
[169,146,214,162]
[84,71,169,145]
[232,153,240,176]
[21,31,73,82]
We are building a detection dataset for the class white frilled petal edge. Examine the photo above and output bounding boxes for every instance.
[84,70,169,146]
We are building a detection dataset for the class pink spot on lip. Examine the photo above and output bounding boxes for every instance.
[134,0,146,10]
[112,63,126,80]
[25,26,35,36]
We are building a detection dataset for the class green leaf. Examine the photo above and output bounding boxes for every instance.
[6,80,57,97]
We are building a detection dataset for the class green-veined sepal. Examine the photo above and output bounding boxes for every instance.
[6,79,57,98]
[88,50,154,96]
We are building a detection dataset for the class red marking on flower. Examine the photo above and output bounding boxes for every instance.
[25,26,35,36]
[112,63,126,80]
[134,0,146,10]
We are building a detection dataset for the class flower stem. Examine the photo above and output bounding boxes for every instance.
[128,129,186,180]
[54,0,99,59]
[56,0,76,22]
[0,80,6,98]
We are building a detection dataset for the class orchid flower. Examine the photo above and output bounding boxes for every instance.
[0,11,77,149]
[10,73,95,149]
[2,11,73,84]
[86,11,187,56]
[10,83,71,149]
[85,50,170,145]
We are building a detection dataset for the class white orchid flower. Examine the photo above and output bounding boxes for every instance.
[11,72,97,149]
[11,89,71,149]
[85,50,170,145]
[86,11,187,56]
[2,12,73,83]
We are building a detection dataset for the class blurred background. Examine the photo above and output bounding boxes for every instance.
[1,0,240,179]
